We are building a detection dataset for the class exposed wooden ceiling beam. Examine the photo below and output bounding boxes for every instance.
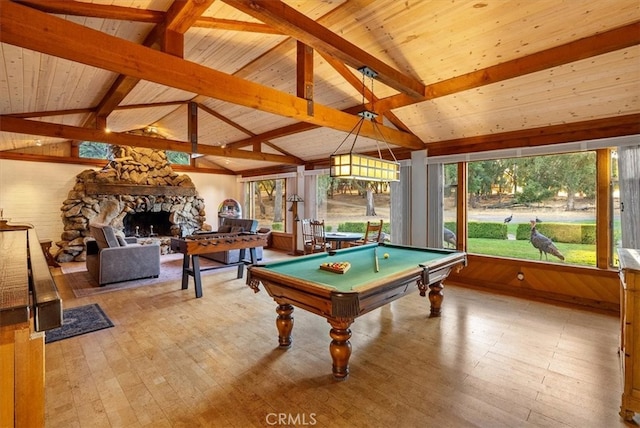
[193,17,282,34]
[165,0,215,34]
[15,0,164,22]
[0,116,302,164]
[17,0,287,34]
[423,113,640,157]
[0,1,424,151]
[375,21,640,112]
[0,150,235,174]
[223,0,426,99]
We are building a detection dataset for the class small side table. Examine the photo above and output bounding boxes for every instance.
[39,239,60,268]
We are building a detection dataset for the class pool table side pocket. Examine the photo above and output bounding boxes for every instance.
[331,293,360,318]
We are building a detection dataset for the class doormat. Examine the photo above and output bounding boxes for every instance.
[45,303,114,344]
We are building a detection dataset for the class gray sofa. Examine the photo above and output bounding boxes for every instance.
[199,218,264,264]
[86,223,160,286]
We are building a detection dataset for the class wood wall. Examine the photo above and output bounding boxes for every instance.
[446,254,620,312]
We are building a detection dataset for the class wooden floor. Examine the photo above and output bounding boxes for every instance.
[45,250,635,428]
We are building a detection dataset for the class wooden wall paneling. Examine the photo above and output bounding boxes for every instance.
[447,254,619,312]
[270,231,293,252]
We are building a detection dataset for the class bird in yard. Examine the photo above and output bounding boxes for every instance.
[535,216,542,223]
[529,220,564,261]
[444,228,456,248]
[504,214,513,223]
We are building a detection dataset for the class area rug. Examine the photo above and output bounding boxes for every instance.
[45,303,114,344]
[63,253,234,298]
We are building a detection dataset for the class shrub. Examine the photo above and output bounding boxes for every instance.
[338,221,391,234]
[516,222,595,244]
[271,222,283,231]
[468,222,508,239]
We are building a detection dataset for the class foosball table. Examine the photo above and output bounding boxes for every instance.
[170,232,269,298]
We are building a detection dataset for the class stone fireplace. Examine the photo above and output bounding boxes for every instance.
[55,146,209,262]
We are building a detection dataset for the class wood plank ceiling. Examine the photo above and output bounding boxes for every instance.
[1,0,639,176]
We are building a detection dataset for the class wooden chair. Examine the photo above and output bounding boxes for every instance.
[351,220,384,246]
[302,219,330,254]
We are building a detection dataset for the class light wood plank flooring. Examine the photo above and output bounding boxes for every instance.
[45,250,634,427]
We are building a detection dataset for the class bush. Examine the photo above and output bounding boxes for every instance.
[338,221,391,234]
[271,222,283,231]
[468,222,508,239]
[516,222,595,244]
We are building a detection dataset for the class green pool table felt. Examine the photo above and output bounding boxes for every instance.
[261,243,454,292]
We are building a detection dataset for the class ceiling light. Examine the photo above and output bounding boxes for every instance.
[329,66,399,182]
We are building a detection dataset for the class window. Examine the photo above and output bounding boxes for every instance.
[611,149,622,267]
[443,164,458,248]
[245,179,286,231]
[78,141,112,159]
[464,152,597,266]
[166,151,190,165]
[317,175,391,236]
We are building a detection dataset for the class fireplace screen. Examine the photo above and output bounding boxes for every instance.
[123,212,172,237]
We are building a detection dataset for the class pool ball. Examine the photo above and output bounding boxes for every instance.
[383,253,389,259]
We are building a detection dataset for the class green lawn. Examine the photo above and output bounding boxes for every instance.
[466,238,597,266]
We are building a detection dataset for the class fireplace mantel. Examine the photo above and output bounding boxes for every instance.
[85,183,196,197]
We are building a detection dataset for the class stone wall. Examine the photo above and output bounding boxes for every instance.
[55,146,208,262]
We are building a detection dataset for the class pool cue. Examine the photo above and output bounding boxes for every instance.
[374,247,379,272]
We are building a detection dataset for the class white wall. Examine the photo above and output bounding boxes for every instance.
[187,171,240,228]
[0,159,239,243]
[0,159,89,243]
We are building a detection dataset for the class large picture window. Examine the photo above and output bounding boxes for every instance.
[462,152,598,266]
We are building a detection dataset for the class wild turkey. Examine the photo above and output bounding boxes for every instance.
[444,228,456,248]
[504,214,513,223]
[529,220,564,261]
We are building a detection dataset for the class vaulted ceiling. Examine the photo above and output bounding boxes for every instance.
[1,0,639,176]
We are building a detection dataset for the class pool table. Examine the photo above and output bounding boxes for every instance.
[246,243,467,379]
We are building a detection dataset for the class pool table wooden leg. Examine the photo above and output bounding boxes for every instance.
[428,281,444,317]
[275,303,294,348]
[328,320,353,380]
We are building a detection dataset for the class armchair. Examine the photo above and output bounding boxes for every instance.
[86,224,160,286]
